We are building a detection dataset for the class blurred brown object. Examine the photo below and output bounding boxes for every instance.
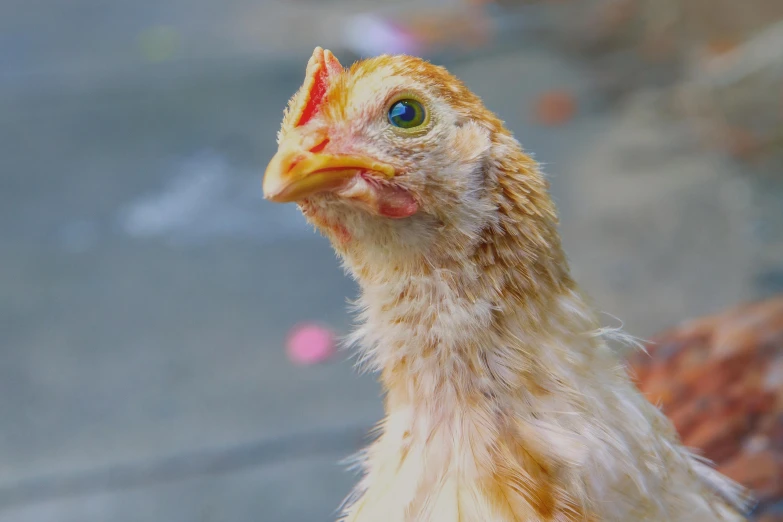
[629,296,783,519]
[723,127,765,162]
[533,89,577,126]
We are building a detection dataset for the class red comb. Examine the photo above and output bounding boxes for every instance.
[294,48,343,128]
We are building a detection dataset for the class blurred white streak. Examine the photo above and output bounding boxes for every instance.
[118,150,310,245]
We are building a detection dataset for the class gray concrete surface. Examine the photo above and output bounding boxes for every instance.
[1,1,780,521]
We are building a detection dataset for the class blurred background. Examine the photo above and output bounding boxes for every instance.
[1,0,782,520]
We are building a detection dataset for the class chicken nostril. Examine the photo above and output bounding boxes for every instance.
[309,138,329,154]
[285,139,328,174]
[287,155,305,173]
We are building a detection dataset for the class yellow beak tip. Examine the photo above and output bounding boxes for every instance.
[262,186,287,203]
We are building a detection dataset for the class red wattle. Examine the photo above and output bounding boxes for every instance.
[377,186,419,219]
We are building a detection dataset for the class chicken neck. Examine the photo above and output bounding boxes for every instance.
[339,142,743,521]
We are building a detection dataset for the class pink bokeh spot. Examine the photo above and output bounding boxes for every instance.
[286,323,337,365]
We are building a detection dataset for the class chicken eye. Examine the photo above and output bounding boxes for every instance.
[388,99,427,129]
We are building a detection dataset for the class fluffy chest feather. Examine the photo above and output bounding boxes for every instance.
[340,274,747,522]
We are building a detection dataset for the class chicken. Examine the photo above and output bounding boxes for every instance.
[262,47,752,521]
[629,296,783,522]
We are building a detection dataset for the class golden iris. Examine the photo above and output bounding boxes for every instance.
[388,99,427,129]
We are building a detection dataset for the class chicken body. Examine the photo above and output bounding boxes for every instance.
[631,296,783,521]
[263,48,750,521]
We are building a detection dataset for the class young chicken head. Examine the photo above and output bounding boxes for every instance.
[263,48,529,270]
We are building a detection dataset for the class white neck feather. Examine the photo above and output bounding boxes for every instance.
[339,260,747,522]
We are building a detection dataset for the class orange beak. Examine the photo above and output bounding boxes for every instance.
[263,129,395,203]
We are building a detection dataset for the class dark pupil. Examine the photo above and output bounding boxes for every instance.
[391,101,416,122]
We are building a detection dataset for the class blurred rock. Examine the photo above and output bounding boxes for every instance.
[547,0,783,167]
